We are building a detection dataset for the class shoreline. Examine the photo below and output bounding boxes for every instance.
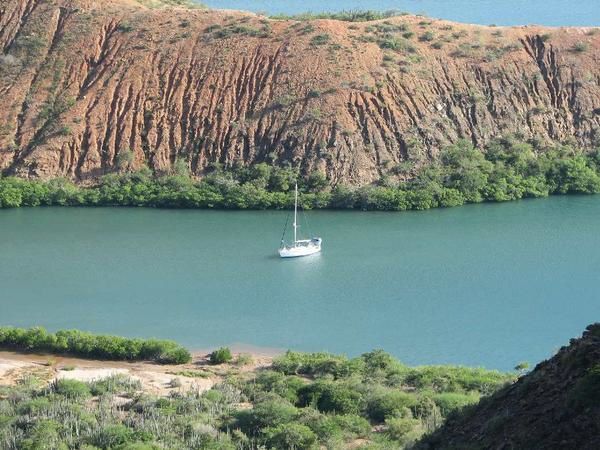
[1,176,600,212]
[191,342,286,358]
[0,347,279,371]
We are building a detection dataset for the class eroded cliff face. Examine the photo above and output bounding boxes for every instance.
[1,0,599,184]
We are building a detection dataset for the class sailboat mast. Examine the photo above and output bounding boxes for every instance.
[293,183,298,245]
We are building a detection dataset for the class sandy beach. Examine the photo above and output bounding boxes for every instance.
[0,350,274,396]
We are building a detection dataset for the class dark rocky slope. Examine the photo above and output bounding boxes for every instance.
[417,324,600,450]
[1,0,600,184]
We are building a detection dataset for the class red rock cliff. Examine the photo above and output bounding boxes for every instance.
[1,0,599,183]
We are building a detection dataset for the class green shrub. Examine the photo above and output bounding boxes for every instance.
[19,420,64,450]
[310,34,331,46]
[272,351,359,378]
[299,409,344,441]
[403,365,513,394]
[249,371,306,403]
[298,381,364,415]
[209,347,233,364]
[53,379,91,399]
[419,31,435,42]
[378,37,416,53]
[88,424,133,448]
[235,396,299,435]
[331,414,372,437]
[88,374,142,396]
[361,349,402,373]
[431,392,480,414]
[159,346,193,364]
[514,361,530,372]
[0,183,23,207]
[366,390,416,422]
[0,326,191,364]
[16,397,51,415]
[385,416,424,444]
[117,22,135,33]
[572,42,588,53]
[263,423,317,449]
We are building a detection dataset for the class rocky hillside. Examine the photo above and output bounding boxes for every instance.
[1,0,599,184]
[417,324,600,450]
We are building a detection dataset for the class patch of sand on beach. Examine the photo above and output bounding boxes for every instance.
[0,359,39,385]
[0,350,272,397]
[0,359,35,375]
[55,367,214,396]
[56,367,130,382]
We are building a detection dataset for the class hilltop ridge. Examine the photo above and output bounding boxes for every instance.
[1,0,599,184]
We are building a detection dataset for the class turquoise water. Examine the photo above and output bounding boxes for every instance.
[1,197,599,370]
[203,0,600,26]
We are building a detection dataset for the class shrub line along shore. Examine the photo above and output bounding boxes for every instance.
[0,326,191,364]
[2,138,600,211]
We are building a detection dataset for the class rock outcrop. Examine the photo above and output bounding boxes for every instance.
[1,0,599,183]
[417,324,600,450]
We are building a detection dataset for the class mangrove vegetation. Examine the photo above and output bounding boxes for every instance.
[2,137,600,211]
[0,327,191,364]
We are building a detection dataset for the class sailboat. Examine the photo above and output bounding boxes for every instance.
[278,183,322,258]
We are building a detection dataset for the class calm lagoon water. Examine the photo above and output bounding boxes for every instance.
[203,0,600,27]
[0,2,597,371]
[1,196,600,370]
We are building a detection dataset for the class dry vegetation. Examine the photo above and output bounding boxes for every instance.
[0,342,515,449]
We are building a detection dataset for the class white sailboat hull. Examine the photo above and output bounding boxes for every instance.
[279,239,322,258]
[278,184,322,258]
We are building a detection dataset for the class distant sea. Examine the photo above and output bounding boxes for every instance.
[202,0,600,27]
